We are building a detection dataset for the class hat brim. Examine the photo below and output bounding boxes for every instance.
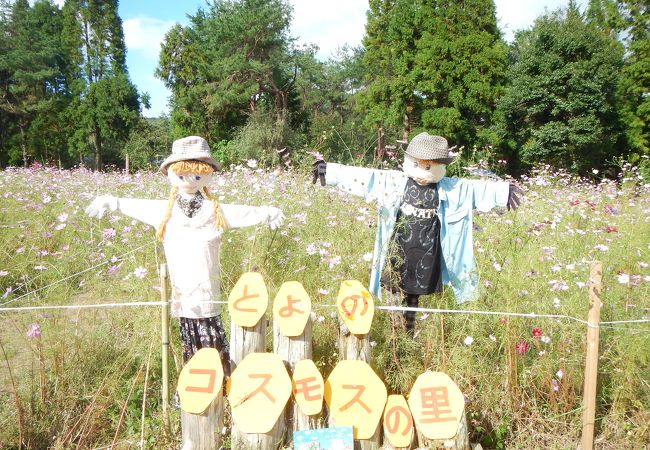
[160,155,220,175]
[432,156,455,165]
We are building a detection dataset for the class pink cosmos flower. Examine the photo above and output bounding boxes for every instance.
[103,228,116,239]
[532,327,543,338]
[26,323,41,338]
[516,340,529,355]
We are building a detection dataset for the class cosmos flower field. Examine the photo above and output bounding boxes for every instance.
[0,161,648,448]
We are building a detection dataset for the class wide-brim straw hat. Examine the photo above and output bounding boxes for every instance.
[160,136,220,175]
[405,132,455,164]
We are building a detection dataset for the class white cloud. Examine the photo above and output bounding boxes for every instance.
[494,0,588,42]
[289,0,367,59]
[123,17,178,60]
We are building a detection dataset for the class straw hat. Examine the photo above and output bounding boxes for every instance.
[405,132,455,164]
[160,136,220,175]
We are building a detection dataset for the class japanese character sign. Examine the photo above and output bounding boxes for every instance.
[177,348,224,414]
[273,281,311,336]
[383,394,414,447]
[408,371,465,440]
[228,353,291,433]
[324,360,387,439]
[336,280,375,335]
[292,359,324,416]
[228,272,268,327]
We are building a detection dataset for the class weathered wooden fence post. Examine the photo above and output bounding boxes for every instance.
[415,414,470,450]
[180,393,224,450]
[581,261,602,450]
[274,317,316,434]
[160,264,170,424]
[333,281,382,450]
[228,272,285,449]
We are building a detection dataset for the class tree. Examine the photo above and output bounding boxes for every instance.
[0,0,65,166]
[360,0,419,154]
[157,0,297,145]
[359,0,507,151]
[64,0,141,170]
[616,0,649,157]
[494,4,624,174]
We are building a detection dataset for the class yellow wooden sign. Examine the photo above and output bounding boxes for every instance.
[273,281,311,336]
[292,359,324,416]
[324,360,387,439]
[383,394,414,447]
[228,352,292,433]
[336,280,374,335]
[407,371,465,440]
[177,348,224,414]
[228,272,268,327]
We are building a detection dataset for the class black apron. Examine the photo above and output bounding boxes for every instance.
[385,178,443,295]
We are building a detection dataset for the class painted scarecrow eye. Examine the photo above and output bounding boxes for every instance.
[178,175,184,181]
[413,162,418,168]
[425,165,431,170]
[195,176,201,181]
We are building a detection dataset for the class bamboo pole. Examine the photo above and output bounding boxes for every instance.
[581,261,602,450]
[160,263,170,423]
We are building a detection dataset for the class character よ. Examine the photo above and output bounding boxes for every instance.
[86,136,284,371]
[313,132,521,332]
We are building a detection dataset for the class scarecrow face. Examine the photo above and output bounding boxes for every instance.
[402,154,446,185]
[166,160,214,194]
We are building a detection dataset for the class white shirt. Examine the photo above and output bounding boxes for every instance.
[116,195,274,318]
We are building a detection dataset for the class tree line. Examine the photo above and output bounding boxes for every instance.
[0,0,647,176]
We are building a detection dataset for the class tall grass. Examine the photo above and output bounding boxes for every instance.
[0,161,648,449]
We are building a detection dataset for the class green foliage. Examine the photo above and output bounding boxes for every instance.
[122,117,173,171]
[360,0,508,149]
[157,0,297,145]
[222,109,297,168]
[494,5,625,175]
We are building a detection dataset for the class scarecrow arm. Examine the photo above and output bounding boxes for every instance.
[220,204,284,230]
[85,195,166,228]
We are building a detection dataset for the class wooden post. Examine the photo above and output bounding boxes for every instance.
[581,261,602,450]
[181,394,224,450]
[160,264,170,423]
[415,414,470,450]
[273,318,317,436]
[335,322,381,450]
[230,318,287,449]
[125,153,130,174]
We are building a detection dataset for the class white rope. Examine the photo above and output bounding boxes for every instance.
[0,242,154,307]
[1,296,647,331]
[0,301,165,312]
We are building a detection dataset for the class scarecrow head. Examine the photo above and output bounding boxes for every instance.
[402,132,455,185]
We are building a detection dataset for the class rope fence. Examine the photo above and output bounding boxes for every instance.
[1,299,648,330]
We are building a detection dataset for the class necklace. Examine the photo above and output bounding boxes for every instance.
[176,191,203,218]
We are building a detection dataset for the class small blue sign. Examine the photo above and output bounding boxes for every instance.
[293,426,354,450]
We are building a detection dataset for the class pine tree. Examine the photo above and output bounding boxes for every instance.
[157,0,297,144]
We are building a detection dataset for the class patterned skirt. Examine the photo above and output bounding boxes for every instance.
[179,316,231,377]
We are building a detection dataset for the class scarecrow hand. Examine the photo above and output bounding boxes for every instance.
[312,160,327,186]
[266,207,285,230]
[507,183,524,211]
[85,195,118,219]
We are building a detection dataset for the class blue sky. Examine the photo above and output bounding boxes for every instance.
[113,0,587,118]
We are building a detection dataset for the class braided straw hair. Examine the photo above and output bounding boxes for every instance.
[156,160,228,241]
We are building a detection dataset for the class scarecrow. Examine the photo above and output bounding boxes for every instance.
[86,136,284,372]
[313,132,522,332]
